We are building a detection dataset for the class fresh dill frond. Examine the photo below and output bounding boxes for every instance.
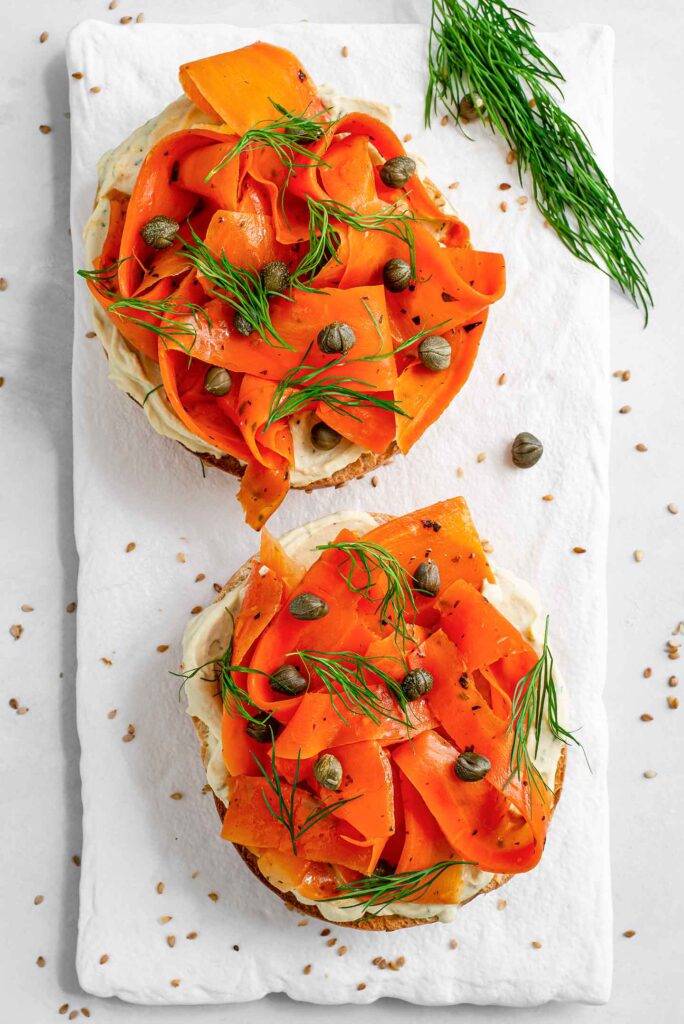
[316,539,418,647]
[142,383,163,407]
[294,649,411,729]
[251,743,359,856]
[426,0,651,320]
[321,859,474,915]
[505,616,585,797]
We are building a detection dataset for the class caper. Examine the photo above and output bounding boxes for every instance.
[289,592,329,620]
[245,713,280,744]
[454,751,491,782]
[311,421,341,451]
[261,260,290,294]
[401,667,434,701]
[413,559,441,597]
[317,321,356,356]
[204,366,232,396]
[458,93,485,122]
[140,214,179,249]
[418,335,451,372]
[511,431,543,468]
[379,155,417,189]
[313,753,343,791]
[233,311,254,336]
[383,257,412,292]
[373,858,393,877]
[270,663,308,697]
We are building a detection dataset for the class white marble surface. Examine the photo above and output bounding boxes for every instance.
[0,1,682,1022]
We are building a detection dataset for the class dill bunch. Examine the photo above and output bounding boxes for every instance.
[426,0,651,320]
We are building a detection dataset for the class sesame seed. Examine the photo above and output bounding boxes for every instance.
[194,572,206,582]
[516,196,528,206]
[341,46,349,57]
[357,982,366,990]
[68,1013,79,1021]
[167,935,176,948]
[499,201,508,212]
[572,546,586,554]
[542,494,554,502]
[643,770,657,779]
[208,892,219,901]
[72,855,81,866]
[476,452,486,463]
[186,931,198,940]
[85,331,96,338]
[191,605,203,615]
[297,918,308,927]
[213,583,222,593]
[39,124,51,134]
[120,15,133,24]
[136,12,145,22]
[59,1005,69,1015]
[338,945,348,956]
[17,706,29,715]
[34,895,44,905]
[170,792,183,800]
[320,927,330,936]
[99,954,109,964]
[107,709,117,720]
[326,937,337,947]
[643,667,652,678]
[370,475,378,487]
[402,133,412,143]
[303,964,312,974]
[499,182,511,190]
[619,405,631,414]
[159,915,172,924]
[623,930,636,938]
[668,696,679,709]
[101,657,112,666]
[157,644,169,653]
[72,72,84,80]
[0,278,6,290]
[449,938,458,949]
[89,86,101,94]
[21,604,34,612]
[669,650,680,661]
[448,181,459,190]
[81,1011,91,1019]
[667,503,679,515]
[531,941,542,949]
[456,466,464,478]
[669,676,678,687]
[177,552,186,563]
[36,956,46,967]
[109,0,119,7]
[635,443,648,452]
[640,713,653,722]
[39,31,49,43]
[497,898,507,910]
[9,624,23,640]
[156,881,165,894]
[9,698,18,709]
[440,115,449,126]
[125,541,136,552]
[66,602,76,613]
[498,372,507,385]
[170,978,180,987]
[633,550,644,562]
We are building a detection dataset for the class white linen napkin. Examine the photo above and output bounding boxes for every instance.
[68,18,613,1006]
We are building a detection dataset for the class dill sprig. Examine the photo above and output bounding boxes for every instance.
[180,228,295,350]
[294,649,410,729]
[426,0,651,320]
[505,616,584,797]
[251,742,359,856]
[294,197,418,286]
[264,352,409,429]
[205,100,333,183]
[321,859,474,915]
[316,539,418,647]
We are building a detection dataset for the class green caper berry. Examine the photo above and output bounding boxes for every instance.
[311,422,341,451]
[511,432,543,468]
[245,713,279,744]
[317,321,356,356]
[418,335,451,372]
[140,214,179,250]
[261,260,290,294]
[454,751,491,782]
[313,753,343,791]
[373,858,393,877]
[233,311,254,336]
[270,663,308,697]
[383,258,412,292]
[379,155,417,189]
[401,667,434,701]
[289,592,329,621]
[204,366,232,396]
[413,559,441,597]
[458,93,485,122]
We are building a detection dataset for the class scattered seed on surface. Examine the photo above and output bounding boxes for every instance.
[170,979,180,988]
[233,944,239,951]
[643,770,657,779]
[191,605,203,615]
[476,452,486,463]
[669,676,678,687]
[498,372,507,385]
[506,150,516,165]
[542,494,554,502]
[170,791,183,800]
[440,114,449,126]
[157,645,169,654]
[120,15,133,24]
[159,915,172,924]
[81,1010,91,1019]
[90,86,101,94]
[449,938,458,949]
[10,624,23,640]
[156,881,165,894]
[341,45,349,57]
[9,698,18,709]
[640,713,653,722]
[99,954,109,964]
[72,72,84,80]
[623,929,636,938]
[497,898,507,910]
[59,1006,69,1015]
[668,696,679,709]
[499,201,508,212]
[39,31,49,43]
[448,181,459,189]
[36,956,46,967]
[338,945,348,956]
[303,963,312,974]
[16,706,29,715]
[572,546,586,554]
[516,195,528,206]
[667,503,679,515]
[166,935,176,948]
[357,982,366,990]
[208,892,219,902]
[186,931,198,940]
[68,1013,79,1021]
[21,604,34,612]
[635,443,647,452]
[370,475,378,487]
[194,572,206,582]
[136,12,145,22]
[39,124,51,134]
[297,918,308,927]
[109,0,119,7]
[101,657,112,666]
[213,583,222,593]
[643,667,652,678]
[402,133,412,143]
[177,552,186,563]
[456,466,464,478]
[72,855,81,866]
[326,937,337,947]
[320,927,331,936]
[125,542,136,553]
[531,941,542,949]
[633,550,644,562]
[619,405,631,414]
[0,278,6,290]
[34,895,44,905]
[66,602,76,613]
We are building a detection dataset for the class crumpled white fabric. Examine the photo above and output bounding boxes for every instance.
[68,18,612,1007]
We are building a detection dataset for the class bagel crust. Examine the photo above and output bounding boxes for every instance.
[186,512,567,931]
